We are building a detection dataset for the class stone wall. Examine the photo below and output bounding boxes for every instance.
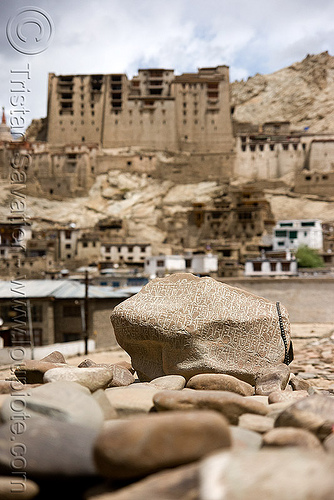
[220,277,334,323]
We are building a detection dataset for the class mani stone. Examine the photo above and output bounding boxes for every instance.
[110,273,292,384]
[94,411,231,479]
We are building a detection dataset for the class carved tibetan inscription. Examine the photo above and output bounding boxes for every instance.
[110,273,291,384]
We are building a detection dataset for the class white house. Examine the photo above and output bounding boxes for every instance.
[145,255,186,278]
[145,253,218,278]
[100,243,151,265]
[245,250,298,277]
[187,253,218,275]
[273,219,323,251]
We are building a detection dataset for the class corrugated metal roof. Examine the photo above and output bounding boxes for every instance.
[0,280,139,300]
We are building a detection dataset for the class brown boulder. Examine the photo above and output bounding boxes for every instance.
[187,373,254,396]
[262,427,323,450]
[94,411,231,479]
[111,273,292,383]
[275,394,334,440]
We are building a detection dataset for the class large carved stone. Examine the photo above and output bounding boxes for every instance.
[110,273,292,383]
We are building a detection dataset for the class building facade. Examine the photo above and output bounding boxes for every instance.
[46,65,234,154]
[273,219,323,251]
[245,250,298,277]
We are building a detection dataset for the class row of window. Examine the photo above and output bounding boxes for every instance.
[241,143,304,152]
[252,262,292,272]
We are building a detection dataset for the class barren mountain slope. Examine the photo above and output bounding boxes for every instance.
[1,171,334,253]
[231,51,334,133]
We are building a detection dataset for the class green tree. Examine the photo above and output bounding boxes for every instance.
[295,245,324,268]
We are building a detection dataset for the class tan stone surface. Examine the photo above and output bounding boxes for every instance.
[153,390,268,424]
[187,373,254,396]
[94,411,231,479]
[111,273,291,384]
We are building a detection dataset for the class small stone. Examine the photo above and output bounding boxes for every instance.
[289,374,312,391]
[43,366,114,392]
[275,394,334,440]
[40,351,67,364]
[115,361,135,375]
[78,361,135,387]
[78,358,97,368]
[85,462,199,500]
[255,364,290,395]
[149,375,186,390]
[92,389,118,420]
[268,390,309,404]
[0,381,104,430]
[0,476,39,499]
[323,433,334,454]
[200,449,334,500]
[0,416,98,476]
[230,426,262,451]
[187,373,254,396]
[108,365,135,387]
[105,385,160,415]
[14,360,68,384]
[94,411,231,479]
[262,427,323,450]
[238,413,274,434]
[153,390,268,424]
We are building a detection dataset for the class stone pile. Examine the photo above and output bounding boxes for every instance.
[0,275,332,499]
[289,329,334,392]
[0,347,332,499]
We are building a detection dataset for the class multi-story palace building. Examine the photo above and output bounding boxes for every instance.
[46,66,234,154]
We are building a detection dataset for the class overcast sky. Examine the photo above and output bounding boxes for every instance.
[1,0,333,130]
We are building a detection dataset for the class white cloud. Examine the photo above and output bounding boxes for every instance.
[0,0,333,127]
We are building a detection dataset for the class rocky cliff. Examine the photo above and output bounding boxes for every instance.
[231,51,334,133]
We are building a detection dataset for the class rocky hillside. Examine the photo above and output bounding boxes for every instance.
[231,51,334,133]
[1,170,334,253]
